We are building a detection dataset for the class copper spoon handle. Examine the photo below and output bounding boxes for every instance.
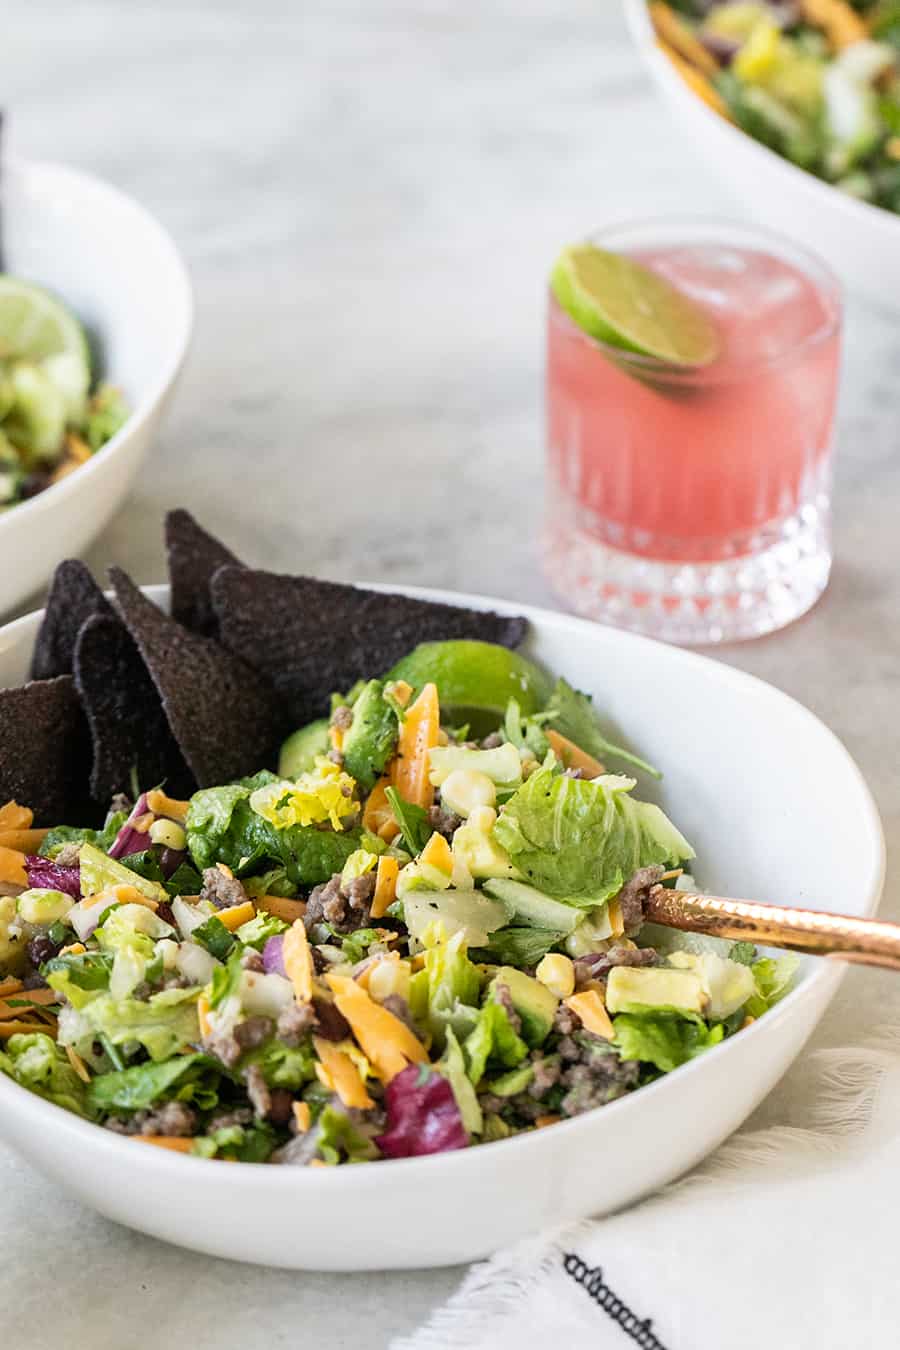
[645,887,900,973]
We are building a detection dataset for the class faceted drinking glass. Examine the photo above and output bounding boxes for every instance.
[544,219,843,643]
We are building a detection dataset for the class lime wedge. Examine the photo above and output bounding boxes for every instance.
[0,276,91,419]
[386,641,551,730]
[550,245,720,368]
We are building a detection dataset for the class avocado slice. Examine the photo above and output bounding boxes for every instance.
[279,718,330,777]
[605,966,707,1016]
[486,1063,535,1097]
[483,878,582,936]
[489,965,558,1046]
[452,819,520,880]
[79,842,168,905]
[341,679,398,791]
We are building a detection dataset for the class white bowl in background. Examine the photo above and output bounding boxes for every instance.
[0,160,192,615]
[0,586,885,1269]
[625,0,900,304]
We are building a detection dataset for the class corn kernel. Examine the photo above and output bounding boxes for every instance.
[466,805,497,833]
[149,818,187,851]
[440,769,496,819]
[535,953,575,999]
[367,956,412,1005]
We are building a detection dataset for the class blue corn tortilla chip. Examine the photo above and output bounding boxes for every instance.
[109,567,285,786]
[0,676,90,825]
[73,613,194,802]
[165,508,244,638]
[210,566,529,726]
[30,559,114,681]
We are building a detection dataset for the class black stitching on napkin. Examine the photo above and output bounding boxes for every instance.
[563,1253,670,1349]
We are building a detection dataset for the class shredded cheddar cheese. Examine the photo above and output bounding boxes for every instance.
[283,918,314,1003]
[564,989,615,1040]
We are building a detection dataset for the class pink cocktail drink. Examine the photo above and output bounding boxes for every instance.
[544,222,842,644]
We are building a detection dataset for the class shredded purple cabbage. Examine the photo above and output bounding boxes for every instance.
[376,1064,467,1158]
[108,792,153,860]
[24,856,81,898]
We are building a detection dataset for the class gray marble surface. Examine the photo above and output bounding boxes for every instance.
[4,2,900,1345]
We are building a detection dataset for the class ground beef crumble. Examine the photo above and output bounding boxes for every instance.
[493,982,522,1036]
[574,944,659,990]
[53,842,83,869]
[200,866,250,910]
[106,1101,197,1137]
[616,865,665,937]
[234,1015,273,1051]
[427,804,461,839]
[331,704,353,732]
[305,870,375,934]
[277,1001,316,1045]
[245,1063,271,1118]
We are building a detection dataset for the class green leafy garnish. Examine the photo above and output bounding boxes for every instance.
[544,678,660,778]
[385,786,432,855]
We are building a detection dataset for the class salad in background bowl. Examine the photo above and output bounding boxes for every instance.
[626,0,900,301]
[0,158,191,615]
[0,275,129,510]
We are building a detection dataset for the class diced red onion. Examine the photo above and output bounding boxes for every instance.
[700,31,739,62]
[25,856,81,898]
[262,934,287,977]
[376,1065,467,1158]
[69,898,109,942]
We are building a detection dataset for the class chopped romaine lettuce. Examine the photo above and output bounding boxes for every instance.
[493,766,693,907]
[463,1000,529,1085]
[235,911,289,950]
[316,1103,380,1164]
[0,1033,97,1118]
[68,987,201,1062]
[613,1010,724,1074]
[420,928,483,1050]
[87,1052,221,1113]
[440,1027,482,1135]
[472,926,565,968]
[746,954,800,1017]
[193,1123,276,1162]
[37,813,127,861]
[240,1037,316,1089]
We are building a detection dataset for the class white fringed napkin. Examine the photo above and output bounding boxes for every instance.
[394,1029,900,1350]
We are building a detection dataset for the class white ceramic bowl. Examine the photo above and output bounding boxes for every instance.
[0,586,884,1269]
[0,160,192,615]
[625,0,900,304]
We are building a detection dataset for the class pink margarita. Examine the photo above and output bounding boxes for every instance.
[544,221,842,644]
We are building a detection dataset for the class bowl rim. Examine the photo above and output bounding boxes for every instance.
[0,156,194,530]
[624,0,900,236]
[0,582,886,1186]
